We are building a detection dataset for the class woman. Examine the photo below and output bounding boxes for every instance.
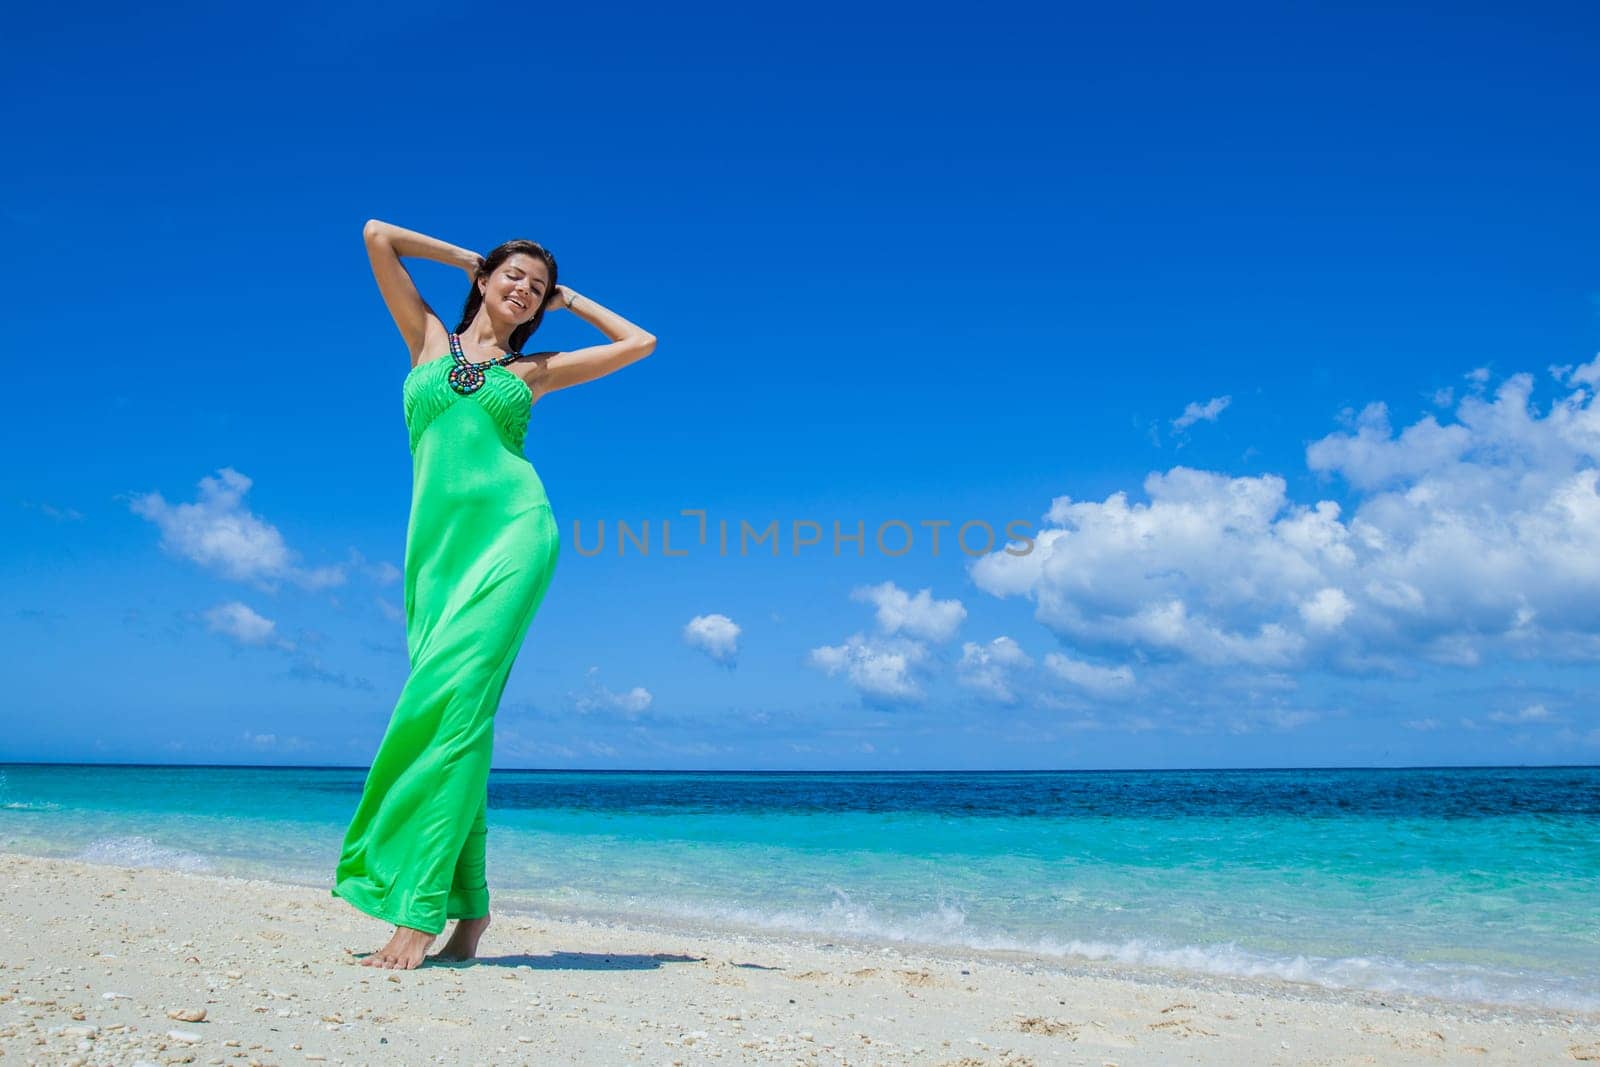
[331,219,656,969]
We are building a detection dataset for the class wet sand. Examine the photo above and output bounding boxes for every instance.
[3,851,1596,1065]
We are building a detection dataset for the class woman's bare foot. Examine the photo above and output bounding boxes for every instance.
[360,924,436,969]
[429,915,491,962]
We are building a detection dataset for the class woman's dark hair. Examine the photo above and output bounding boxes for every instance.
[456,239,559,354]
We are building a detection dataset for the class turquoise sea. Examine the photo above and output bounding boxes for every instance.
[2,764,1596,1012]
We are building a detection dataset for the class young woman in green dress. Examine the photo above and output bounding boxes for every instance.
[332,219,656,969]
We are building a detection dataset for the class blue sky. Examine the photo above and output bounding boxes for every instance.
[3,1,1598,769]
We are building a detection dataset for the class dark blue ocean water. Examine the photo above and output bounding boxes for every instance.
[3,764,1596,1011]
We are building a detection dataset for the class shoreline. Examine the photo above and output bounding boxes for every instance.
[6,850,1597,1065]
[112,850,1598,1024]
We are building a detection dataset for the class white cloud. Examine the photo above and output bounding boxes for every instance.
[1299,587,1355,631]
[1172,394,1232,432]
[201,602,371,689]
[683,613,741,666]
[849,581,966,642]
[572,666,653,718]
[808,632,930,703]
[971,364,1600,677]
[205,601,283,647]
[810,582,963,703]
[1487,703,1554,725]
[971,468,1317,667]
[1563,353,1600,389]
[1305,402,1472,491]
[127,468,344,590]
[1043,651,1136,696]
[956,636,1034,703]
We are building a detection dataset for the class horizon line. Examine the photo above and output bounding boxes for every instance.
[2,760,1597,774]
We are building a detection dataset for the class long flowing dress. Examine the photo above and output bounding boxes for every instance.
[331,345,558,935]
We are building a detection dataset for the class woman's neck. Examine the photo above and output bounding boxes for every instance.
[465,311,516,354]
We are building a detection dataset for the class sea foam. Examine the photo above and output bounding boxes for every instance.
[79,835,215,873]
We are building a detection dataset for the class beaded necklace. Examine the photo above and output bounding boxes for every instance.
[447,332,522,396]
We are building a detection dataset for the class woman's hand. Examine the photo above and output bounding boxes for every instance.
[545,284,572,311]
[461,251,485,283]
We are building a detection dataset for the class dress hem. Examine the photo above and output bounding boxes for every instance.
[330,880,487,936]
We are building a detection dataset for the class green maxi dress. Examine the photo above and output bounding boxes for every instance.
[331,344,559,935]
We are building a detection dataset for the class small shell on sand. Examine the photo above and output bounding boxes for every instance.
[167,1008,207,1022]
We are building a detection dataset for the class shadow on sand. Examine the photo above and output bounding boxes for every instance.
[420,949,708,971]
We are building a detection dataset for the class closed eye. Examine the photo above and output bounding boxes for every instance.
[508,272,544,294]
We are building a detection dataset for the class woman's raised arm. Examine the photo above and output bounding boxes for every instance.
[362,219,481,364]
[524,286,657,401]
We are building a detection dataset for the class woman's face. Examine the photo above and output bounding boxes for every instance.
[480,253,550,325]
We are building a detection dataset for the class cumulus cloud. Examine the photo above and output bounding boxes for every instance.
[1043,651,1136,697]
[813,581,1142,712]
[970,468,1319,668]
[1299,587,1355,631]
[849,581,966,642]
[1303,402,1472,491]
[1172,395,1232,432]
[126,468,344,590]
[955,636,1034,703]
[683,613,741,666]
[809,633,931,704]
[1561,359,1600,389]
[205,601,283,647]
[572,666,653,718]
[972,357,1600,678]
[808,582,965,704]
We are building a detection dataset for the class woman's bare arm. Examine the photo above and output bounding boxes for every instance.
[361,219,481,364]
[523,286,657,401]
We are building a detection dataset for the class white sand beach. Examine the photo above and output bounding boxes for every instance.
[3,851,1596,1065]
